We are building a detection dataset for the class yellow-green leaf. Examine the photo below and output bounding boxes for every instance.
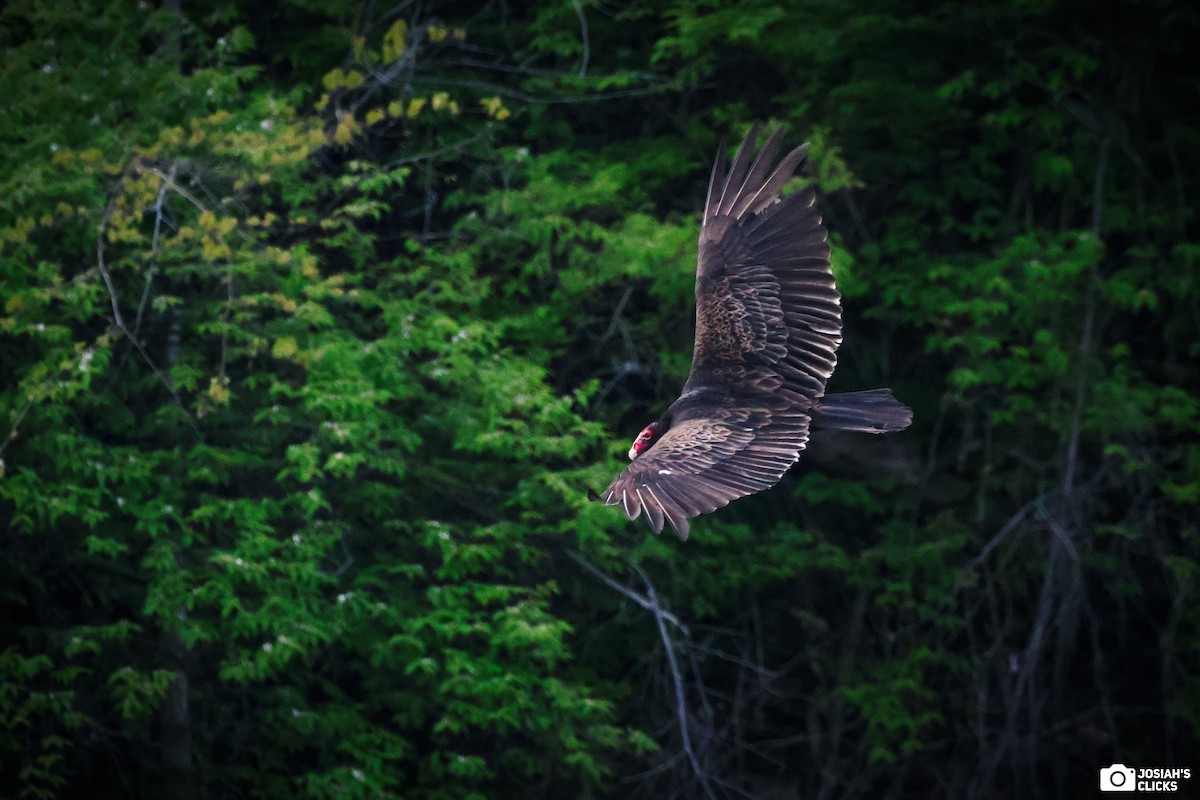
[382,19,408,62]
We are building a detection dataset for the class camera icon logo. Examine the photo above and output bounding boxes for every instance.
[1099,763,1137,792]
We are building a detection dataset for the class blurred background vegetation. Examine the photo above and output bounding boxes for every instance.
[1,1,1197,798]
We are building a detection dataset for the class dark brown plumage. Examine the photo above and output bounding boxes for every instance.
[601,125,913,540]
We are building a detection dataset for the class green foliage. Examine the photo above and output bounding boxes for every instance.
[2,0,1198,798]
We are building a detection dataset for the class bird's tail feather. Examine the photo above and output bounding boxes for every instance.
[813,389,912,433]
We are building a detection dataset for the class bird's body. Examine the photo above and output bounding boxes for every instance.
[602,125,912,540]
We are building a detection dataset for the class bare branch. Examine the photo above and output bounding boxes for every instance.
[140,165,212,216]
[1063,136,1109,501]
[97,182,202,441]
[601,286,634,343]
[565,551,683,629]
[132,162,178,340]
[571,0,590,78]
[132,270,156,341]
[97,194,129,331]
[967,497,1038,569]
[636,567,719,800]
[150,162,177,257]
[568,552,718,799]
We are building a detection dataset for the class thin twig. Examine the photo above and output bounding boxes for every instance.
[967,497,1039,568]
[571,0,590,78]
[332,533,354,577]
[451,56,669,84]
[132,163,178,341]
[636,567,719,800]
[132,270,156,342]
[97,185,202,441]
[140,166,212,216]
[620,750,686,783]
[150,163,177,256]
[1063,136,1110,501]
[566,551,683,629]
[691,643,778,677]
[0,397,36,461]
[601,286,634,342]
[97,195,129,330]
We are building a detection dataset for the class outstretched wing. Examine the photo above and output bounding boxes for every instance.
[602,407,811,540]
[687,123,842,404]
[603,126,844,539]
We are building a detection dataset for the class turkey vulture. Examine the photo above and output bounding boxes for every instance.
[601,125,912,540]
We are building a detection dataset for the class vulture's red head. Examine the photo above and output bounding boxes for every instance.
[628,421,664,460]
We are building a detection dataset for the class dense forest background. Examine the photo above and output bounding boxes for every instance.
[2,1,1198,798]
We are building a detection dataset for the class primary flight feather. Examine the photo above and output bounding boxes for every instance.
[602,125,913,540]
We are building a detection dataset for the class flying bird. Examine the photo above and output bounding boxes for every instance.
[601,125,912,540]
